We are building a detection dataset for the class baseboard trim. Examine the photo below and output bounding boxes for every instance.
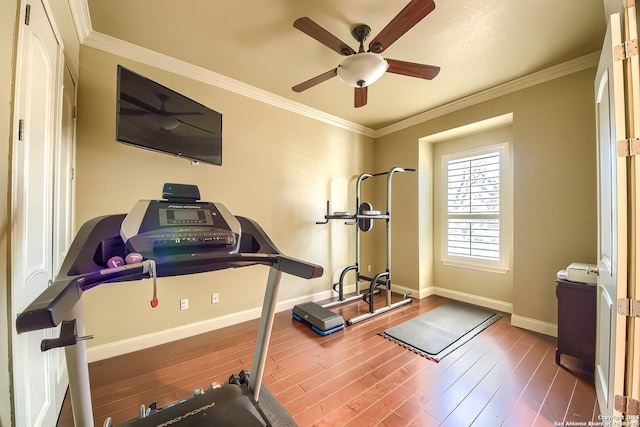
[432,288,558,337]
[87,286,557,361]
[86,290,335,362]
[390,283,434,299]
[511,314,558,337]
[87,282,416,361]
[433,287,513,314]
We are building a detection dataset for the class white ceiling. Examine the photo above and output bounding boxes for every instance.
[84,0,606,131]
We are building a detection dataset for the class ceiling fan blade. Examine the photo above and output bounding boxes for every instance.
[119,108,149,116]
[170,111,204,116]
[120,92,163,115]
[369,0,436,53]
[354,86,368,108]
[386,58,440,80]
[292,68,338,92]
[294,17,356,56]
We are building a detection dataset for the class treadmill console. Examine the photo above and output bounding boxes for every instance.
[120,199,241,258]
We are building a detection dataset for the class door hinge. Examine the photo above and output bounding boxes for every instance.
[615,39,639,61]
[24,4,30,25]
[615,395,640,415]
[72,106,77,119]
[617,138,640,157]
[618,298,640,317]
[18,119,24,141]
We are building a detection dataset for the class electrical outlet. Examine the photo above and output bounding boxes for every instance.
[211,293,219,304]
[367,265,372,272]
[180,298,189,310]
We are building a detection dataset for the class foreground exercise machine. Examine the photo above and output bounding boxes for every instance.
[292,167,413,335]
[16,183,322,426]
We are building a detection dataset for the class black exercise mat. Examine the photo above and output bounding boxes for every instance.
[379,302,501,361]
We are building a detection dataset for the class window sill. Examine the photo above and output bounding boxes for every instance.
[441,259,510,274]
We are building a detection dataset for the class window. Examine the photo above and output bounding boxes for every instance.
[442,143,510,273]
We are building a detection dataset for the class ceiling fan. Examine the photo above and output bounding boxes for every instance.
[292,0,441,108]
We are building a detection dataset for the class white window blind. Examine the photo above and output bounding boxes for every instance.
[447,151,501,261]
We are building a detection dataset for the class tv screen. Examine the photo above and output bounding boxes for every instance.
[116,65,222,165]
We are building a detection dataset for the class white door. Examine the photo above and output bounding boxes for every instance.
[595,12,628,417]
[11,1,66,426]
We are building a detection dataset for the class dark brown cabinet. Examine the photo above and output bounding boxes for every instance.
[555,278,596,367]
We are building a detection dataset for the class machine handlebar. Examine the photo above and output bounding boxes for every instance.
[15,214,322,334]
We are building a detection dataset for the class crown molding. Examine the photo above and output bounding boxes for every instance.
[68,0,92,42]
[72,0,599,140]
[375,51,600,137]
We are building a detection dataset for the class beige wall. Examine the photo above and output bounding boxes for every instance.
[511,72,597,324]
[76,47,375,346]
[375,68,598,326]
[373,136,422,291]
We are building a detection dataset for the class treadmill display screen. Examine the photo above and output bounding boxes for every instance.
[159,208,212,226]
[121,200,241,257]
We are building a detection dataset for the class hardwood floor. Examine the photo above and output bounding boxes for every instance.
[57,295,599,426]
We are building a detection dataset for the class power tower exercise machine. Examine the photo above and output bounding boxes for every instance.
[16,183,322,426]
[292,167,413,335]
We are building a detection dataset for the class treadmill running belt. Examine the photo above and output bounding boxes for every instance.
[115,384,297,426]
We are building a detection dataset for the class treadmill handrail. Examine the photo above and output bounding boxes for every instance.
[16,263,150,333]
[16,251,321,333]
[15,211,323,334]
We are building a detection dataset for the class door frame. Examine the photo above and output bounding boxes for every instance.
[624,0,640,409]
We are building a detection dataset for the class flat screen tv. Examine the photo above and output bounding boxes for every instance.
[116,65,222,165]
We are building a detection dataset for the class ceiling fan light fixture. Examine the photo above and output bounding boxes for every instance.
[151,114,180,131]
[337,52,389,88]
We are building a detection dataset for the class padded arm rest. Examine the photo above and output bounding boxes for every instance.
[235,215,323,279]
[16,278,80,333]
[16,263,150,333]
[275,256,323,279]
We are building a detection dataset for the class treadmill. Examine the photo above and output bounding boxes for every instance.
[15,184,323,426]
